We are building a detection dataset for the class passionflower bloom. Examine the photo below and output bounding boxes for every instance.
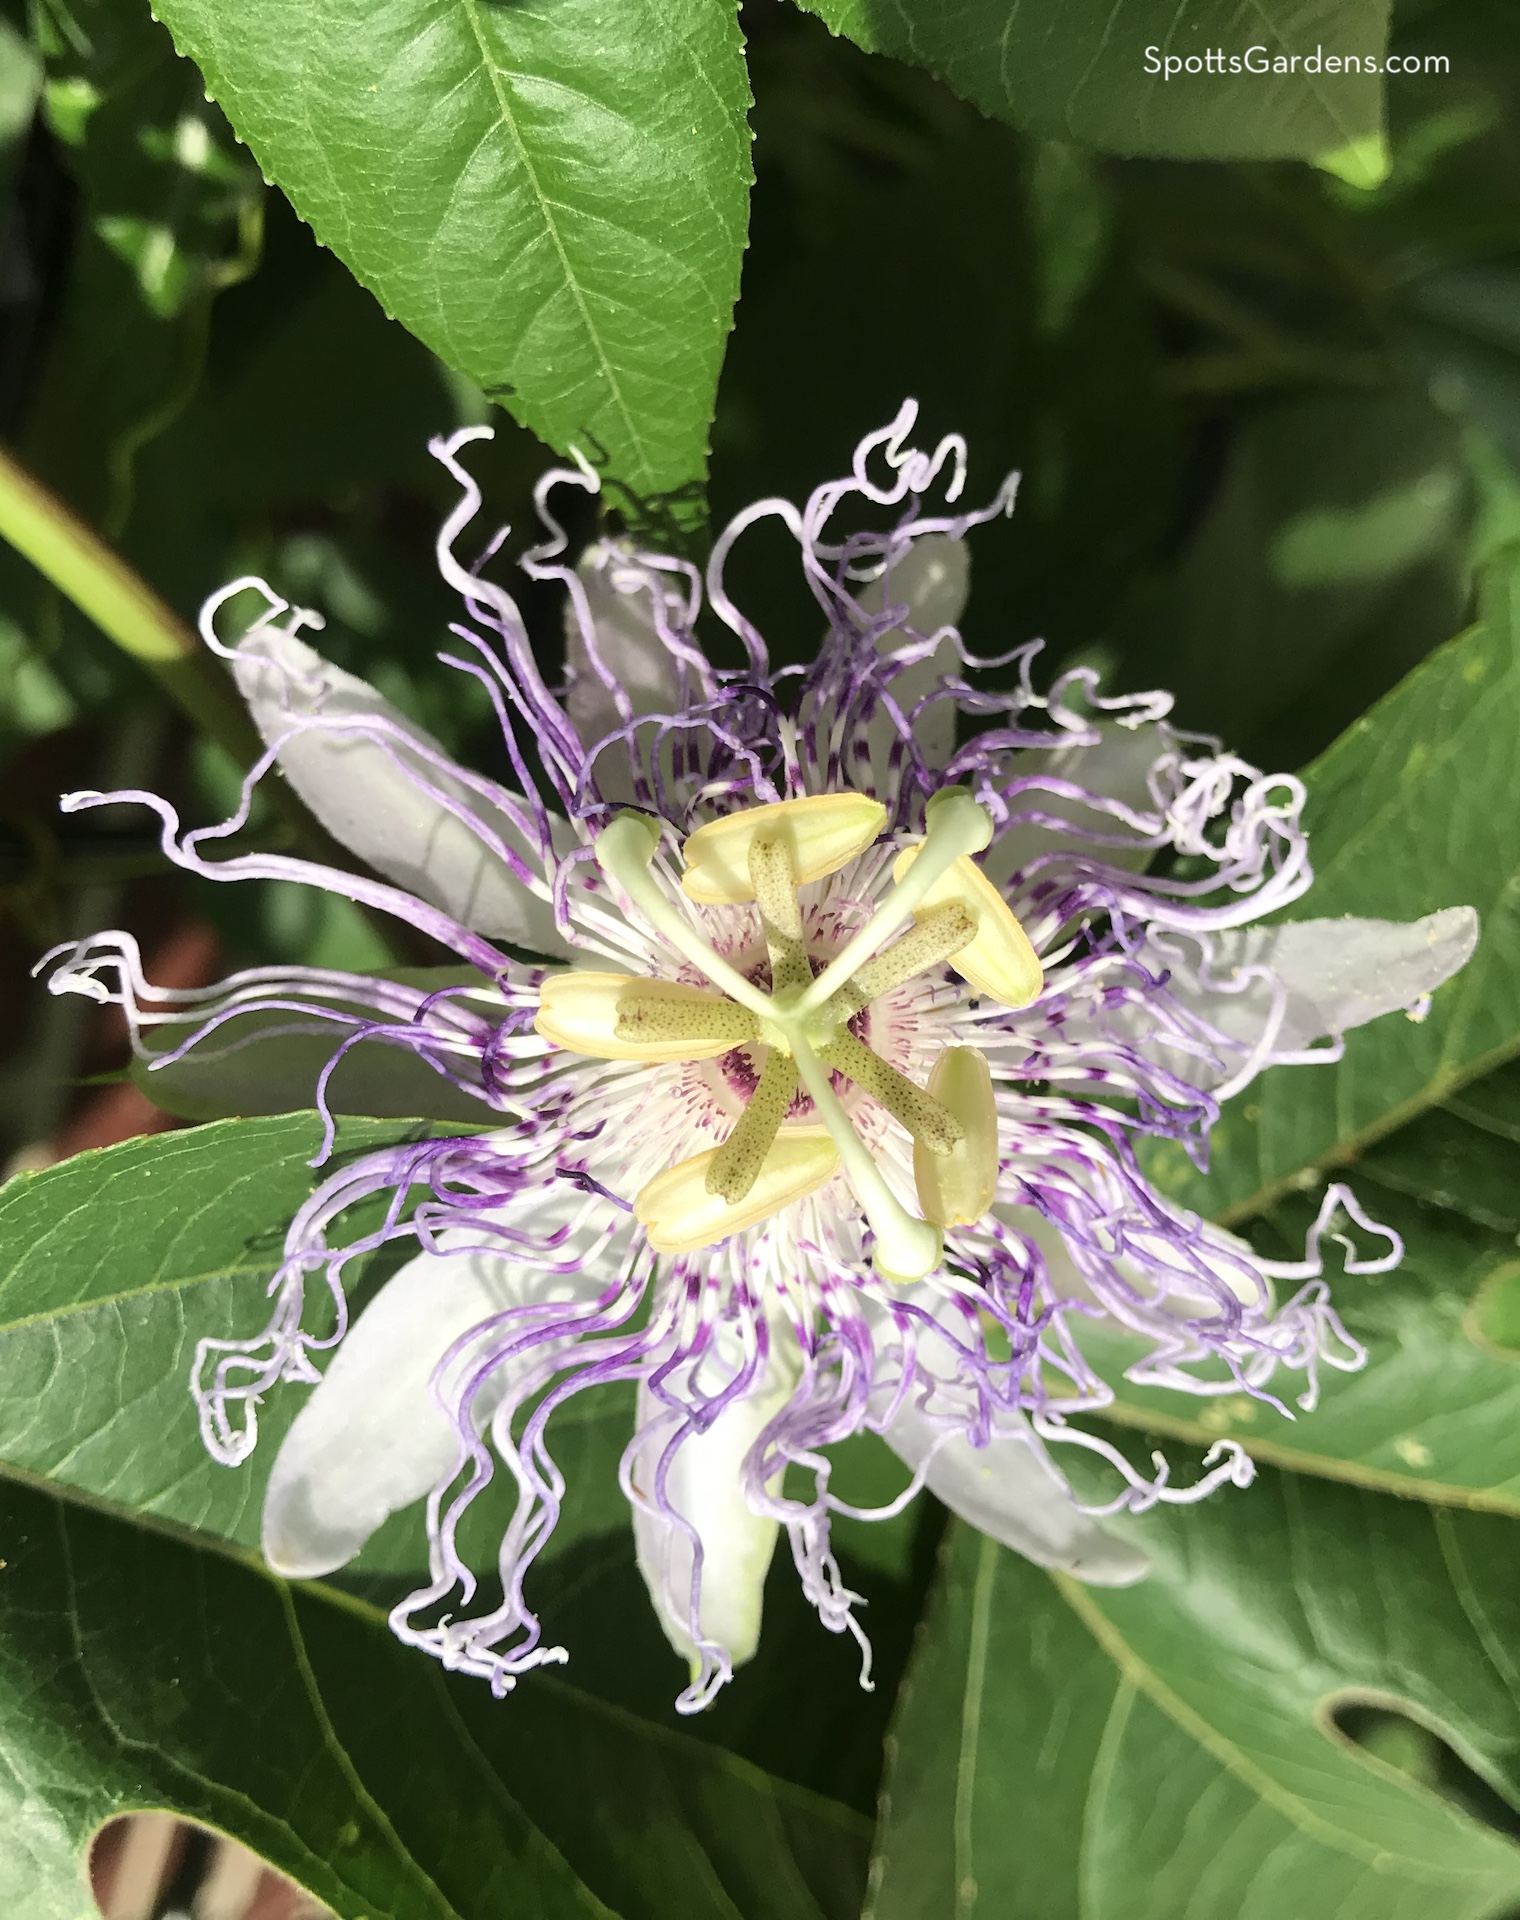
[48,406,1476,1711]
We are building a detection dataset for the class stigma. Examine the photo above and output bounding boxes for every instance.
[533,789,1042,1281]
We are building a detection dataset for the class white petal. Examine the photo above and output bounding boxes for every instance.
[630,1374,784,1670]
[234,625,568,953]
[857,533,968,777]
[867,1270,1148,1584]
[262,1222,607,1578]
[564,541,687,802]
[883,1401,1149,1585]
[984,720,1176,887]
[1166,907,1480,1061]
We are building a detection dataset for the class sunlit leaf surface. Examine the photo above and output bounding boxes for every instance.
[149,0,753,503]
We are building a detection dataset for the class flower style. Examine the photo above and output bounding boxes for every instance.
[47,405,1478,1712]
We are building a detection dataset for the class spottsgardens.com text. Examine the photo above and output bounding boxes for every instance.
[1143,46,1449,79]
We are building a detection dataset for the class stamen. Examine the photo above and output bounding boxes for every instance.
[536,972,758,1063]
[706,1048,800,1203]
[890,844,1043,1010]
[797,786,993,1015]
[595,813,773,1019]
[749,835,811,995]
[816,1030,964,1156]
[791,1035,943,1282]
[681,792,886,903]
[636,1127,839,1254]
[914,1047,999,1227]
[850,901,976,1000]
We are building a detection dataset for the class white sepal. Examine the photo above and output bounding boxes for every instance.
[630,1370,787,1672]
[1197,907,1479,1051]
[983,720,1177,888]
[882,1400,1150,1586]
[1153,906,1480,1090]
[233,622,569,953]
[262,1224,608,1579]
[261,1247,519,1578]
[564,540,688,802]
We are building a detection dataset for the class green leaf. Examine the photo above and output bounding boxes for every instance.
[795,0,1391,163]
[1113,387,1473,771]
[870,1474,1520,1920]
[1145,539,1520,1227]
[1088,1158,1520,1511]
[0,13,40,171]
[22,0,262,535]
[0,1113,467,1546]
[147,0,754,506]
[0,1473,868,1919]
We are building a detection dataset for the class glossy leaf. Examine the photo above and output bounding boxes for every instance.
[871,1475,1520,1919]
[147,0,753,504]
[796,0,1391,166]
[0,1473,869,1920]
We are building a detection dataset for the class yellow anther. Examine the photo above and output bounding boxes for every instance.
[681,793,886,904]
[748,836,802,939]
[797,786,991,1014]
[536,972,758,1063]
[637,1127,840,1254]
[706,1048,800,1203]
[913,1048,999,1227]
[891,847,1043,1009]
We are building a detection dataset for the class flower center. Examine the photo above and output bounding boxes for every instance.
[535,789,1043,1281]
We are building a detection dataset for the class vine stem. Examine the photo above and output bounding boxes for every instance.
[0,439,265,767]
[0,441,419,964]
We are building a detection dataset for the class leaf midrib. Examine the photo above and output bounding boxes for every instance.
[0,1257,273,1333]
[454,0,652,491]
[1095,1397,1520,1516]
[1216,1028,1520,1228]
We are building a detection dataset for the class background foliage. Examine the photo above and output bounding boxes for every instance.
[3,0,1520,1914]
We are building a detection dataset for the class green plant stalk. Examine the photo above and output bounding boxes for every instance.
[0,442,418,964]
[0,440,265,766]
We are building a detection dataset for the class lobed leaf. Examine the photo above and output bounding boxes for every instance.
[0,1473,868,1919]
[870,1475,1520,1919]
